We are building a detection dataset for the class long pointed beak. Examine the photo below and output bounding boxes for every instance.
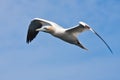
[36,28,42,31]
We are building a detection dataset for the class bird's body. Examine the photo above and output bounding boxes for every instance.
[26,18,113,53]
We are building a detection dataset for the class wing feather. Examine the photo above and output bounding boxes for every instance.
[66,22,90,36]
[26,19,42,43]
[66,21,113,54]
[26,18,55,43]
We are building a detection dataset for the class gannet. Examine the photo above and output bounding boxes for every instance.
[26,18,113,54]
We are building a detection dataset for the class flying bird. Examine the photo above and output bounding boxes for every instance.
[26,18,113,54]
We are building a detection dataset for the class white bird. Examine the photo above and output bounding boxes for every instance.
[26,18,113,54]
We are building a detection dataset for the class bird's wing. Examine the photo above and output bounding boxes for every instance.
[66,22,113,54]
[89,28,113,54]
[26,18,52,43]
[66,22,90,36]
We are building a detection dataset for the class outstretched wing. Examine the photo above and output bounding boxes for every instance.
[66,22,113,54]
[66,22,90,36]
[26,18,52,43]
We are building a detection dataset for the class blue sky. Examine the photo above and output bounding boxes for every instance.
[0,0,120,80]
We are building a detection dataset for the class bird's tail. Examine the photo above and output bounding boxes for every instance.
[76,40,88,50]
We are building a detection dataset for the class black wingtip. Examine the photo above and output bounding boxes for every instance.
[26,34,31,44]
[26,40,30,44]
[90,28,113,54]
[26,39,30,44]
[76,40,88,51]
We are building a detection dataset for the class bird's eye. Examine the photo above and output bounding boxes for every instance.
[44,27,48,30]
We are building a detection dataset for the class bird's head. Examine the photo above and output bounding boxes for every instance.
[36,25,54,33]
